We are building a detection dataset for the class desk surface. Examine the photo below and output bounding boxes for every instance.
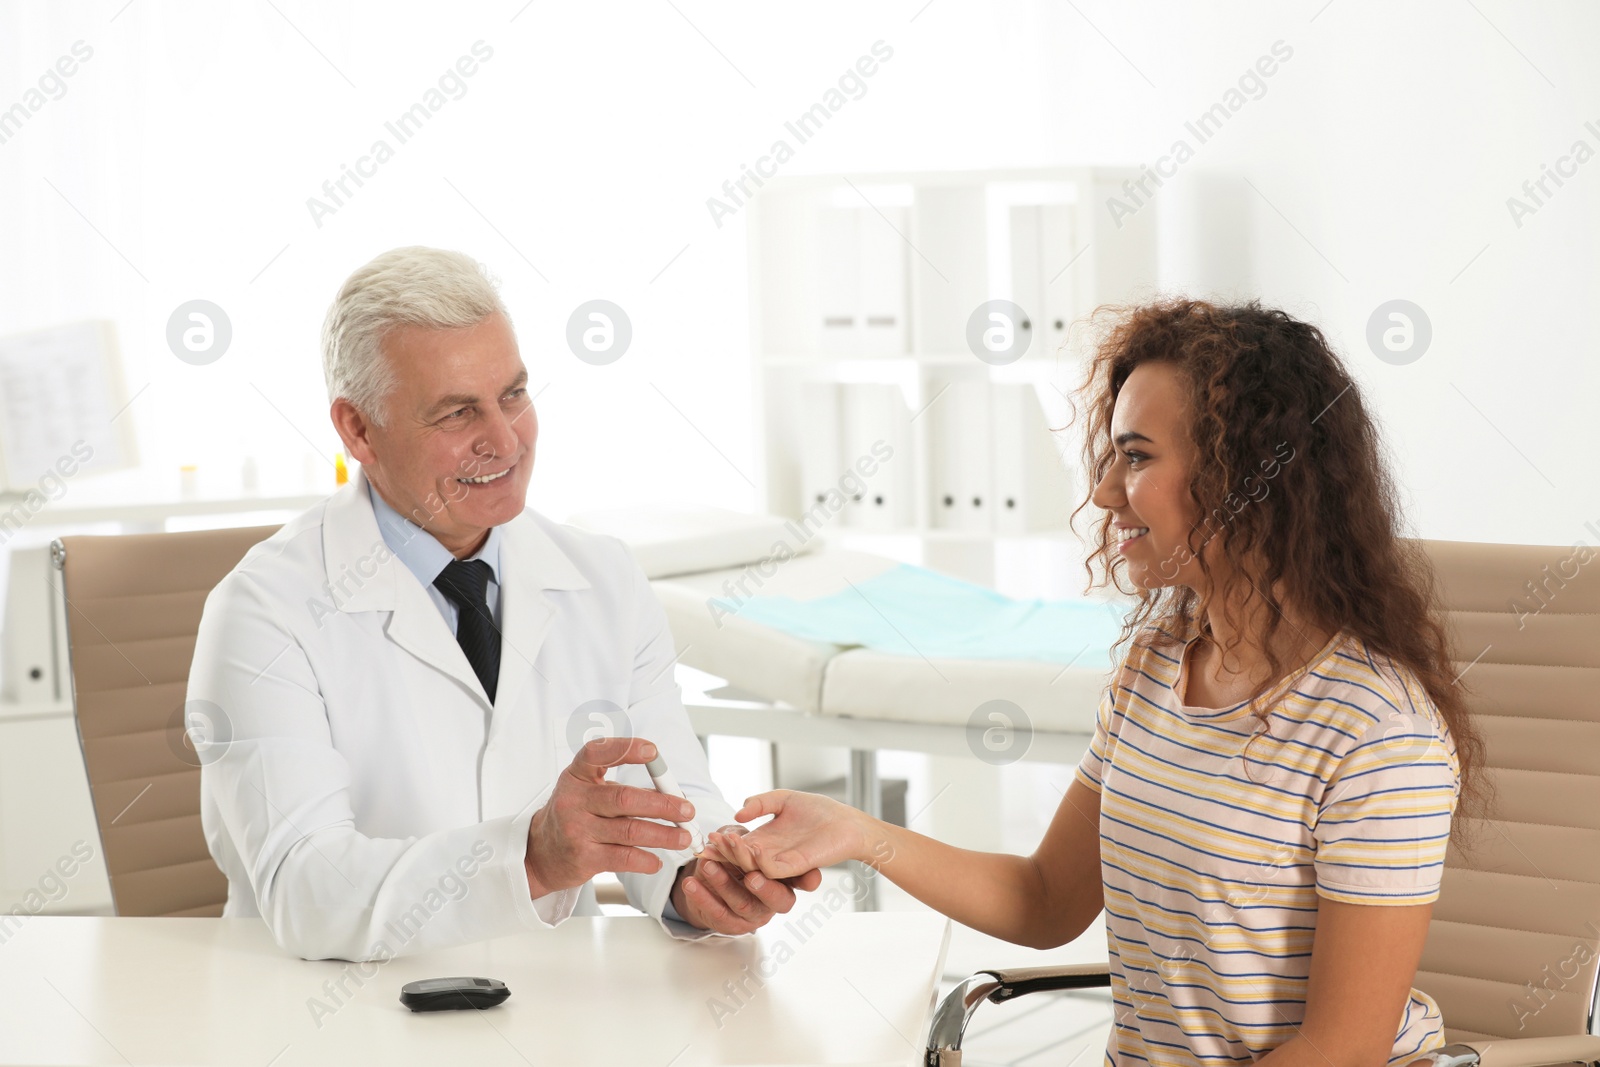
[0,913,950,1066]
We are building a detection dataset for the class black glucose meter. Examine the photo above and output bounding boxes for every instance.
[399,976,511,1012]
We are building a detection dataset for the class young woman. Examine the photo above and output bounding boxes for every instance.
[695,300,1483,1067]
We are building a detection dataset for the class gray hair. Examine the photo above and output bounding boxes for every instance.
[321,246,509,423]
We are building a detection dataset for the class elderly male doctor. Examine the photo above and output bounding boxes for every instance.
[190,246,819,961]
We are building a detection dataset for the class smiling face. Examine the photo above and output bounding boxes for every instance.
[1090,361,1210,592]
[331,311,536,558]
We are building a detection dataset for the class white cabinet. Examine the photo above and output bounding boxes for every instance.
[0,712,113,915]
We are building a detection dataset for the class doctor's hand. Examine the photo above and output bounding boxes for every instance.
[523,738,698,899]
[668,842,823,935]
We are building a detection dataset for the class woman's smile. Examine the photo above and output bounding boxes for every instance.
[1115,523,1150,551]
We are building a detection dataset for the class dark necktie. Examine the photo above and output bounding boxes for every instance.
[433,559,501,703]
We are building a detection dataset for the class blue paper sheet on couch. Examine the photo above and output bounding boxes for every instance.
[713,562,1125,668]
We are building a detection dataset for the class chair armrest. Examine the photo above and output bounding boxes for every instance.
[1424,1037,1600,1067]
[925,963,1111,1066]
[984,963,1113,1000]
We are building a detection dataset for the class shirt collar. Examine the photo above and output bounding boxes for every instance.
[368,480,502,590]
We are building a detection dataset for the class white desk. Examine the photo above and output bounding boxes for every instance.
[0,913,950,1066]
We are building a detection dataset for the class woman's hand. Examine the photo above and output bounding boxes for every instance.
[709,789,876,880]
[697,823,824,895]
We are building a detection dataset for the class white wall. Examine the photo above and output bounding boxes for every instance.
[1,0,1594,542]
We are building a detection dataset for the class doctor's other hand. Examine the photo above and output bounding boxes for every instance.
[719,789,884,881]
[668,850,823,936]
[698,825,825,890]
[523,737,695,899]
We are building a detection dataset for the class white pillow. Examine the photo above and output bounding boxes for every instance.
[566,504,817,579]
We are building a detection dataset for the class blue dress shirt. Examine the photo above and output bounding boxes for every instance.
[368,482,504,633]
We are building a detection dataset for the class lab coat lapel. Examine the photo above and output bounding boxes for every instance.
[492,511,590,715]
[323,470,492,707]
[386,578,490,707]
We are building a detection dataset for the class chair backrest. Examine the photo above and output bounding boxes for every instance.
[1418,539,1600,1043]
[52,525,280,917]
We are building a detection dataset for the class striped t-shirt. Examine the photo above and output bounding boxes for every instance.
[1074,624,1460,1067]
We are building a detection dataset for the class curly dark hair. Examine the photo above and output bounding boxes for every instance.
[1068,298,1485,829]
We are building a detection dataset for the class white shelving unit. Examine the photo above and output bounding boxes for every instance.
[746,167,1160,587]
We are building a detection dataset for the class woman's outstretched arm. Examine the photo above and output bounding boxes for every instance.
[710,775,1105,950]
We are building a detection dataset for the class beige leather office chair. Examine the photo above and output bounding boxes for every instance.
[51,523,636,916]
[51,525,279,917]
[927,539,1600,1067]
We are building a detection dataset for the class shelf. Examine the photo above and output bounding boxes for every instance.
[762,352,1076,368]
[815,526,1079,543]
[19,493,327,527]
[749,166,1157,587]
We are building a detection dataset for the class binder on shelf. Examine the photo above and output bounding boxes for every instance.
[815,207,860,357]
[836,384,868,527]
[990,382,1073,535]
[1039,204,1078,359]
[839,383,911,532]
[0,546,69,708]
[956,381,994,533]
[797,382,843,518]
[857,206,909,356]
[926,380,994,534]
[1008,205,1043,356]
[925,378,961,531]
[1008,204,1078,361]
[813,203,909,358]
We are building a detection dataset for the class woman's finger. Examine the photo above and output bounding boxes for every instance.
[781,867,824,893]
[702,828,744,867]
[697,831,737,867]
[721,831,764,872]
[759,847,816,880]
[734,790,788,822]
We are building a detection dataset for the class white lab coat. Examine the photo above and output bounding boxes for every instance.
[190,471,734,961]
